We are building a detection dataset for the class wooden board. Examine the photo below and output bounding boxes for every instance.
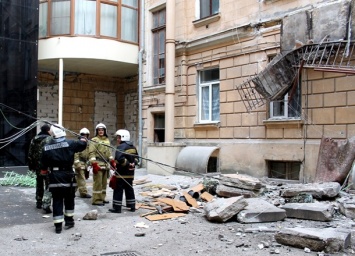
[157,198,189,212]
[145,213,186,221]
[190,183,204,192]
[200,191,214,202]
[182,191,199,208]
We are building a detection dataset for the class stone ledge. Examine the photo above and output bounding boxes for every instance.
[263,119,304,129]
[192,13,221,28]
[193,122,220,130]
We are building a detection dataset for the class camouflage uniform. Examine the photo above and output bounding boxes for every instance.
[28,126,51,210]
[73,144,90,198]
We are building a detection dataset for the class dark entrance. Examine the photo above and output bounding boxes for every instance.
[0,0,38,166]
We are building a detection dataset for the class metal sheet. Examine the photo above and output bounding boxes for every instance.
[175,146,219,174]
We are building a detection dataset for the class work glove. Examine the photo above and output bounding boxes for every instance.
[110,159,116,170]
[40,169,49,176]
[91,162,101,174]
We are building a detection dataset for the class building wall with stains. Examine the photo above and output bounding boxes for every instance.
[142,0,355,181]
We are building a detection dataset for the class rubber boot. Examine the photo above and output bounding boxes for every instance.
[55,223,62,234]
[128,204,135,212]
[64,216,75,230]
[108,207,121,213]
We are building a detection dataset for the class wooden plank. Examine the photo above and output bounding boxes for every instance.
[157,198,189,212]
[182,191,199,208]
[190,183,204,192]
[145,213,186,221]
[200,191,214,202]
[139,205,157,210]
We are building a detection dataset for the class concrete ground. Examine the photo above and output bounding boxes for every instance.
[0,168,352,256]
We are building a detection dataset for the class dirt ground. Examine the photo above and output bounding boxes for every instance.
[0,169,354,256]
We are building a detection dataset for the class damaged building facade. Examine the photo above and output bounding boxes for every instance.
[142,0,355,182]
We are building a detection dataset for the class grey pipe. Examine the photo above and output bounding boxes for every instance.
[138,0,145,160]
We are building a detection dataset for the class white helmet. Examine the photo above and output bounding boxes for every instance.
[79,127,90,135]
[95,123,107,136]
[115,129,130,141]
[95,123,106,130]
[50,124,66,138]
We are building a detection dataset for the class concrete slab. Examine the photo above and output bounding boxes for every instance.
[280,182,340,199]
[275,227,351,253]
[236,198,286,223]
[337,197,355,219]
[280,202,334,221]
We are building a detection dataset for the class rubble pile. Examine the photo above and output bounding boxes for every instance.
[134,174,355,254]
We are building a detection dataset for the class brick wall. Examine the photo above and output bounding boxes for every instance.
[37,72,138,142]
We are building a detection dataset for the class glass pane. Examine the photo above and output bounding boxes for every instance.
[200,0,209,19]
[154,114,165,128]
[159,9,166,26]
[121,6,138,42]
[212,0,219,14]
[272,100,285,117]
[39,2,48,38]
[211,83,220,121]
[100,3,117,37]
[200,69,219,82]
[200,86,210,120]
[122,0,138,8]
[75,0,96,35]
[51,0,70,35]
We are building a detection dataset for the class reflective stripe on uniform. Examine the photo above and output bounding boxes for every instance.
[64,210,74,217]
[53,215,64,223]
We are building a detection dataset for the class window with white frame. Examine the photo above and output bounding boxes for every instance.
[269,86,301,119]
[199,0,219,19]
[198,69,220,123]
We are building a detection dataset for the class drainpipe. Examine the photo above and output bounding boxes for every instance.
[138,0,145,156]
[165,0,175,143]
[58,58,63,125]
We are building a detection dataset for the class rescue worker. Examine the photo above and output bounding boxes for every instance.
[41,124,87,234]
[108,129,139,213]
[28,124,51,212]
[88,123,115,206]
[73,128,91,198]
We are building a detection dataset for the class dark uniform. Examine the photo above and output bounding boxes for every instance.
[28,124,50,209]
[41,125,87,234]
[111,141,139,213]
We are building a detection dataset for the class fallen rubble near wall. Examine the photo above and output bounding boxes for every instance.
[132,173,355,254]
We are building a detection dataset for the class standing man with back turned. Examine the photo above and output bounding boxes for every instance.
[41,124,87,234]
[28,124,51,211]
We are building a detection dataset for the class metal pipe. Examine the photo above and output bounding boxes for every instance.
[58,58,63,125]
[138,0,145,157]
[165,0,176,143]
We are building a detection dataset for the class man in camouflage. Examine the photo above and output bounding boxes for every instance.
[28,124,52,213]
[73,128,91,198]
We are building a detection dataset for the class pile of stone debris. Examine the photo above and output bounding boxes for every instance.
[134,173,355,254]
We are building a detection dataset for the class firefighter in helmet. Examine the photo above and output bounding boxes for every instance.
[41,124,87,234]
[108,129,139,213]
[73,128,91,198]
[88,123,115,206]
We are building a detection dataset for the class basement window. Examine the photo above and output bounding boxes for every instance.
[268,160,300,180]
